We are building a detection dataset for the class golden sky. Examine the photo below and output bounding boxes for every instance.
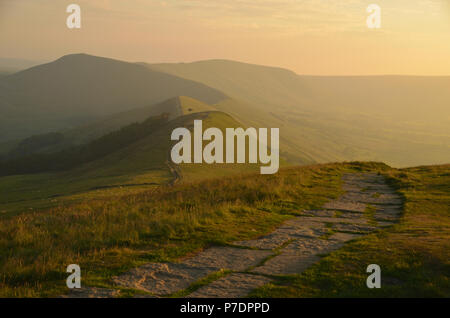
[1,0,449,75]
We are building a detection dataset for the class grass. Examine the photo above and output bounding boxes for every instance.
[249,164,450,297]
[1,161,448,297]
[364,204,378,226]
[0,170,169,217]
[0,162,346,297]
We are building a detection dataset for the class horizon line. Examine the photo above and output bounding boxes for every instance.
[2,53,450,78]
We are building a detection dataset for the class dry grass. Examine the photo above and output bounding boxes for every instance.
[0,162,348,297]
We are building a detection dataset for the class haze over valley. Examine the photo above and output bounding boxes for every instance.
[0,54,448,170]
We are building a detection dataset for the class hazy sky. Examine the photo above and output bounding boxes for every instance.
[1,0,449,75]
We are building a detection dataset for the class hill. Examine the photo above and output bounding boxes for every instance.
[0,71,11,78]
[148,60,450,167]
[0,102,259,215]
[148,59,306,110]
[2,96,217,159]
[0,54,227,142]
[149,60,450,123]
[0,58,43,73]
[65,95,216,144]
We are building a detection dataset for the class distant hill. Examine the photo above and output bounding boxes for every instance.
[0,58,43,73]
[148,60,307,110]
[0,71,11,78]
[0,54,227,141]
[149,60,450,120]
[148,59,450,167]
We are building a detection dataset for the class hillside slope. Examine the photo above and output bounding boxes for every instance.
[148,59,306,110]
[149,60,450,167]
[149,60,450,123]
[2,96,218,159]
[0,105,258,214]
[64,96,217,147]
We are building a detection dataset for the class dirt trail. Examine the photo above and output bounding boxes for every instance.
[65,173,402,298]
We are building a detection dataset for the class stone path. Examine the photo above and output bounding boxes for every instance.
[66,173,402,298]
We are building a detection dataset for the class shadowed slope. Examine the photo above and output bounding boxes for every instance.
[2,96,218,159]
[0,54,227,141]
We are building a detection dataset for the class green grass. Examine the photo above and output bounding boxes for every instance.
[178,96,217,114]
[249,164,450,297]
[0,170,169,217]
[364,205,378,226]
[0,162,346,297]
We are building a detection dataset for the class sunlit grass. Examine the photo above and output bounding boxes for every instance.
[249,164,450,297]
[0,162,348,297]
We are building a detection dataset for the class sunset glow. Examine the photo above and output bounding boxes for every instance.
[1,0,449,75]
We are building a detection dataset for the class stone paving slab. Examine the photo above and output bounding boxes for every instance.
[113,263,215,295]
[61,287,120,298]
[322,200,367,213]
[332,222,377,233]
[250,231,363,276]
[301,210,336,217]
[233,219,328,249]
[296,216,369,225]
[184,247,272,271]
[188,274,272,298]
[328,232,363,242]
[282,237,340,254]
[251,252,321,275]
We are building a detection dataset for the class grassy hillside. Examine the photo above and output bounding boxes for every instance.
[67,95,217,146]
[0,114,171,175]
[1,96,219,159]
[0,54,227,142]
[1,162,448,297]
[0,103,259,215]
[0,162,346,297]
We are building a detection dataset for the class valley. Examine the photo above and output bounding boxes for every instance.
[1,54,449,168]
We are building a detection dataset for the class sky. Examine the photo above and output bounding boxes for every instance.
[0,0,449,75]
